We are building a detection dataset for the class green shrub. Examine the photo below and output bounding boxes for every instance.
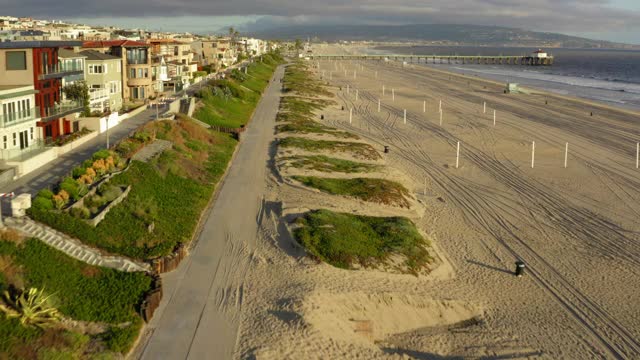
[99,185,124,203]
[70,206,91,219]
[92,149,112,161]
[295,209,431,273]
[14,238,152,323]
[38,189,54,199]
[72,166,86,178]
[102,318,142,354]
[60,177,80,201]
[32,196,54,212]
[133,131,152,143]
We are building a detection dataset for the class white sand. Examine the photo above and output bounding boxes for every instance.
[235,44,640,359]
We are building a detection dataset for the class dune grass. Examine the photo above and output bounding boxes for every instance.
[294,209,431,273]
[276,121,358,139]
[283,62,333,97]
[283,155,380,173]
[279,137,381,160]
[292,176,411,208]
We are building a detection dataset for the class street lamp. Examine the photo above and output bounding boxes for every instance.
[105,106,111,149]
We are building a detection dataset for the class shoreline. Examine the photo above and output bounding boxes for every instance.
[356,44,640,112]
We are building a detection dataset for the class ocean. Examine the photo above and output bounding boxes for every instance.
[373,46,640,111]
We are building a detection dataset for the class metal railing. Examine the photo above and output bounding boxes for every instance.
[0,107,40,128]
[39,63,84,79]
[127,58,149,65]
[89,88,110,102]
[42,100,84,120]
[0,139,48,162]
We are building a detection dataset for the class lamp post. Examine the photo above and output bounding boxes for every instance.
[105,107,111,149]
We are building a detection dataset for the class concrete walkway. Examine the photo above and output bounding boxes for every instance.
[5,216,150,272]
[138,66,285,360]
[0,105,168,216]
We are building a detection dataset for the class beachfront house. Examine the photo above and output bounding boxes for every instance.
[82,40,153,102]
[79,50,123,113]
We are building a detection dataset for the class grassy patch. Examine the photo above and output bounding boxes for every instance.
[0,234,152,358]
[294,209,431,273]
[0,238,151,323]
[283,62,333,97]
[194,52,283,128]
[292,176,411,208]
[279,137,381,160]
[276,121,358,139]
[30,119,237,260]
[283,155,380,173]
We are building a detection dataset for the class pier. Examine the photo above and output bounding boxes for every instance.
[308,54,554,66]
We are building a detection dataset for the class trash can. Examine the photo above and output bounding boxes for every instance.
[384,146,390,154]
[515,260,525,277]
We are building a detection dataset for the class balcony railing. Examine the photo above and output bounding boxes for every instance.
[0,107,40,128]
[0,139,48,162]
[39,63,84,80]
[89,88,110,102]
[42,100,84,121]
[127,58,149,65]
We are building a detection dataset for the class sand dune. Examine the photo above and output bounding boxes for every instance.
[236,45,640,359]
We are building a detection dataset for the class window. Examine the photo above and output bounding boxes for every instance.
[2,135,6,149]
[130,68,136,78]
[6,51,27,70]
[126,48,148,64]
[12,133,16,146]
[89,65,105,74]
[137,68,143,78]
[30,127,33,140]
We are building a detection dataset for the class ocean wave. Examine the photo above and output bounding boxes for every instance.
[449,66,640,95]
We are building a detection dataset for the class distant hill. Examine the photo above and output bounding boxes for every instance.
[252,24,638,49]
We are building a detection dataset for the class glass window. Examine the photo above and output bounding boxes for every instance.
[138,68,143,78]
[130,68,136,78]
[3,135,6,149]
[6,51,27,70]
[140,87,145,99]
[30,127,33,140]
[12,133,16,146]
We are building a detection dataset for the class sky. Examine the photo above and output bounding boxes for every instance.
[3,0,640,44]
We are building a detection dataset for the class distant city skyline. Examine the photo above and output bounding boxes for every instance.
[2,0,638,44]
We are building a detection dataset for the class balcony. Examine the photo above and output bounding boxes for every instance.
[127,58,149,65]
[0,107,40,128]
[42,100,84,121]
[89,88,110,103]
[38,63,84,80]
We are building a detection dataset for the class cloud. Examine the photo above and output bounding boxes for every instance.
[4,0,640,33]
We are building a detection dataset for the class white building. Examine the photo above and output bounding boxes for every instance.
[0,85,42,161]
[532,49,548,58]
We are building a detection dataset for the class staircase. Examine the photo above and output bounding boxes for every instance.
[5,217,150,273]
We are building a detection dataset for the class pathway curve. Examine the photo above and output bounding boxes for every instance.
[5,216,150,272]
[138,65,285,360]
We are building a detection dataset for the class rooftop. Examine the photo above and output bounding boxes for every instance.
[79,49,121,61]
[58,48,86,59]
[0,40,82,49]
[83,40,149,48]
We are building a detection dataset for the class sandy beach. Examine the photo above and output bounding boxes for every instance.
[235,44,640,359]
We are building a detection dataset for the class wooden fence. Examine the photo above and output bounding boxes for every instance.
[149,243,188,274]
[139,274,163,322]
